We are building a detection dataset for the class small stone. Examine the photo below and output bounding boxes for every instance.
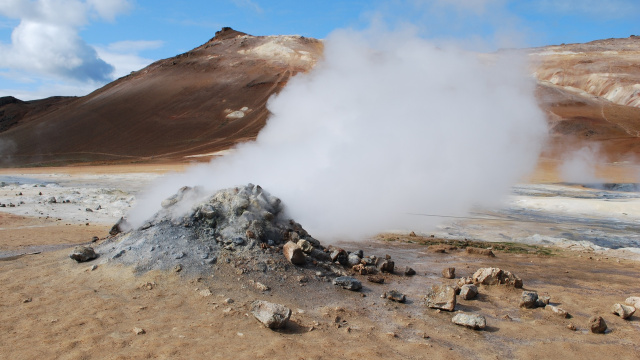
[224,298,234,304]
[297,239,313,253]
[459,284,478,300]
[245,230,256,239]
[520,291,538,309]
[404,267,416,276]
[442,267,455,279]
[347,253,362,267]
[452,313,486,330]
[90,264,98,271]
[199,289,213,297]
[547,305,569,318]
[91,236,99,243]
[424,285,456,311]
[133,327,145,335]
[379,260,394,273]
[22,298,32,303]
[251,300,291,329]
[384,290,406,303]
[367,275,385,284]
[536,295,551,308]
[283,241,305,265]
[174,264,182,272]
[69,246,98,262]
[409,231,417,237]
[85,208,93,212]
[611,303,635,319]
[255,282,270,292]
[333,276,362,291]
[625,296,640,309]
[567,323,577,331]
[588,316,607,334]
[465,247,495,257]
[329,248,348,265]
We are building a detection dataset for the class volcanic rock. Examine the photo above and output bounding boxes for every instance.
[424,285,456,311]
[452,313,486,330]
[611,303,635,319]
[472,267,522,288]
[547,305,569,318]
[109,217,128,236]
[297,239,313,253]
[520,291,539,309]
[442,267,455,279]
[251,300,291,329]
[367,275,385,284]
[379,260,394,273]
[333,276,362,291]
[347,253,362,267]
[69,246,98,262]
[588,316,607,334]
[404,267,416,276]
[384,290,406,303]
[536,295,551,308]
[625,296,640,309]
[283,241,305,265]
[465,247,495,257]
[459,284,478,300]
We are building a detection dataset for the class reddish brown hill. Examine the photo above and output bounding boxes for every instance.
[0,27,322,167]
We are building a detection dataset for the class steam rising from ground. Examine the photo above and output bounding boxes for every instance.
[559,145,605,184]
[129,28,547,239]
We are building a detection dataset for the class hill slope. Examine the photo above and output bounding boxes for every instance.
[0,27,322,166]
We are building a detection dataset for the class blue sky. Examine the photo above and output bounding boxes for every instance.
[0,0,638,100]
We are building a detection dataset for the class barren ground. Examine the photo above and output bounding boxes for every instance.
[1,163,639,360]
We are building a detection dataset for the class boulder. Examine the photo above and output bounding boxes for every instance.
[384,290,406,303]
[452,313,486,330]
[333,276,362,291]
[424,285,456,311]
[520,291,539,309]
[69,246,98,262]
[588,316,607,334]
[442,267,455,279]
[460,284,478,300]
[625,296,640,309]
[283,241,305,265]
[251,300,291,329]
[611,303,635,319]
[472,267,522,288]
[536,295,550,308]
[329,248,348,265]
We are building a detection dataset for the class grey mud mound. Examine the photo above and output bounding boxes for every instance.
[98,184,337,277]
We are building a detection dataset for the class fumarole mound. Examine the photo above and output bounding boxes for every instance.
[97,184,341,277]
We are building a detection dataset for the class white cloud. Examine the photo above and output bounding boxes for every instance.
[107,40,164,53]
[0,0,133,84]
[96,40,163,79]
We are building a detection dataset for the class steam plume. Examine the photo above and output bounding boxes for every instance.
[129,27,547,240]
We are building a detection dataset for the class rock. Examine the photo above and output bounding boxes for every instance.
[625,296,640,309]
[109,217,128,236]
[91,236,99,243]
[409,231,417,237]
[472,267,522,288]
[536,295,551,308]
[460,284,478,300]
[588,316,607,334]
[347,253,361,267]
[384,290,406,303]
[404,267,416,276]
[451,313,486,330]
[224,298,234,304]
[442,267,455,279]
[457,277,473,287]
[361,256,377,266]
[424,285,456,311]
[547,305,569,318]
[333,276,362,291]
[465,247,495,257]
[198,289,213,297]
[520,291,539,309]
[611,303,635,319]
[174,264,182,272]
[133,327,146,335]
[46,196,56,204]
[379,260,394,273]
[297,239,313,253]
[85,208,93,212]
[567,323,577,331]
[367,275,385,284]
[283,241,305,265]
[330,248,348,265]
[251,300,291,329]
[255,282,270,292]
[69,246,98,262]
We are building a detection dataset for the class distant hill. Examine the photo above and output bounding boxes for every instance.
[0,27,322,166]
[1,29,639,167]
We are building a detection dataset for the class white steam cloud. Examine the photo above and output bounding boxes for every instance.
[559,145,604,184]
[129,27,547,240]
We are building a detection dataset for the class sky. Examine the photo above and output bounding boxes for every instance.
[0,0,638,100]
